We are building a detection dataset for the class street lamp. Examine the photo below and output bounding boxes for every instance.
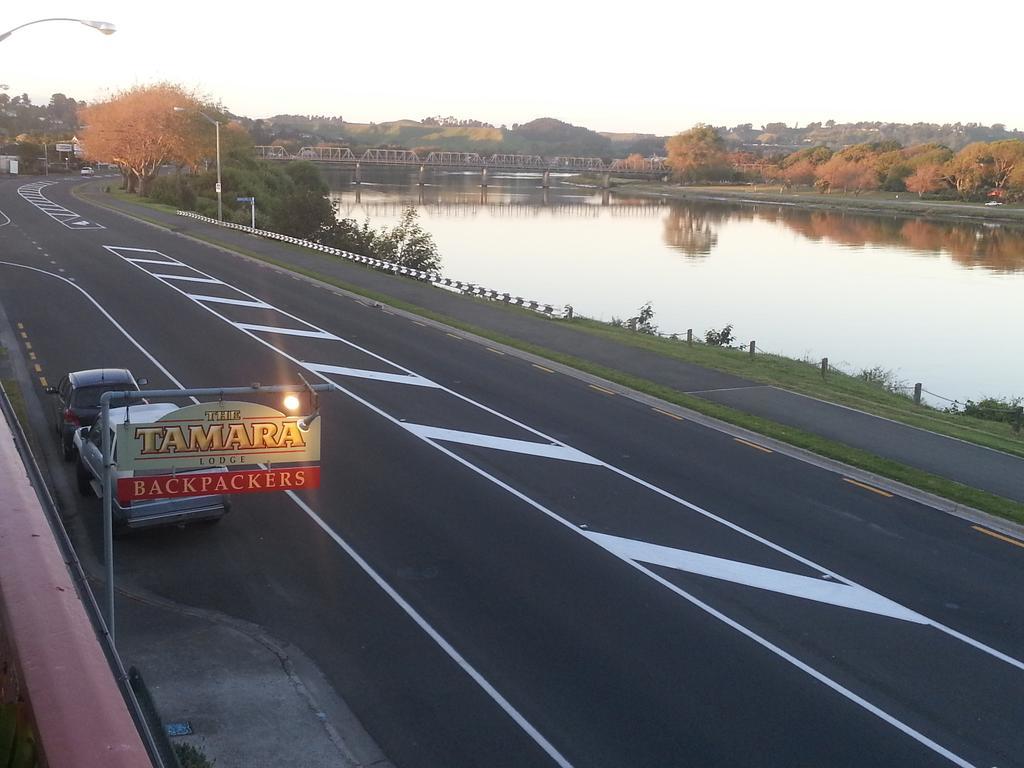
[0,18,116,43]
[175,107,222,221]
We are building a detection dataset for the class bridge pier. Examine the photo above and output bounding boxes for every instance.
[354,162,362,185]
[418,165,426,186]
[602,172,611,190]
[542,169,551,188]
[480,167,488,188]
[601,189,610,206]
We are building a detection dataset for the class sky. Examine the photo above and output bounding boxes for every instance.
[3,1,1022,136]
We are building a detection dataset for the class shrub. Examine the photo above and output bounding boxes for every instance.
[704,324,734,346]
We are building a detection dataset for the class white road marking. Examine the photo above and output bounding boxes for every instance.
[16,181,105,230]
[405,424,603,465]
[587,532,927,623]
[302,362,439,387]
[125,258,186,267]
[187,294,272,308]
[152,274,223,284]
[0,259,575,768]
[235,322,340,339]
[0,209,10,227]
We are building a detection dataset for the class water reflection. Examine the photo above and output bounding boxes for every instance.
[326,167,1024,273]
[661,207,719,256]
[320,168,1022,399]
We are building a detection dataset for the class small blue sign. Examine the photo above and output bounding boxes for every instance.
[236,196,254,203]
[166,721,193,737]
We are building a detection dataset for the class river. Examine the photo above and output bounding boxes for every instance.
[323,167,1023,405]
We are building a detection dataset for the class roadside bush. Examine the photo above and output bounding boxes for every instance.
[148,174,196,209]
[704,324,734,346]
[373,207,442,275]
[858,366,909,395]
[626,301,657,334]
[958,396,1023,425]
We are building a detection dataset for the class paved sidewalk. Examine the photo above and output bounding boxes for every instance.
[84,186,1024,505]
[116,591,390,768]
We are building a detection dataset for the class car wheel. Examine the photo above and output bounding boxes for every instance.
[76,458,93,496]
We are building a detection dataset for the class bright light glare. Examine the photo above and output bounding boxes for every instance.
[283,395,301,412]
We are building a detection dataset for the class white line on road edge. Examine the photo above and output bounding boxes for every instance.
[284,489,575,768]
[101,247,1008,766]
[0,260,573,768]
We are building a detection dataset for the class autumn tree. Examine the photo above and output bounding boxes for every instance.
[665,124,730,182]
[79,83,212,195]
[904,164,946,196]
[986,140,1024,190]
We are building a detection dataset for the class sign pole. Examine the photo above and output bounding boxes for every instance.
[101,395,115,646]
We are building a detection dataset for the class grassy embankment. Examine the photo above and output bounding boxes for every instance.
[83,187,1024,525]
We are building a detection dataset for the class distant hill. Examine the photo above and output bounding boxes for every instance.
[244,115,663,158]
[240,114,1024,158]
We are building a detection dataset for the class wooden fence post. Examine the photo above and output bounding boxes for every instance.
[749,340,756,358]
[913,383,922,405]
[687,329,693,346]
[821,357,828,379]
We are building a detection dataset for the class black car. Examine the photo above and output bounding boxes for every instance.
[46,369,146,460]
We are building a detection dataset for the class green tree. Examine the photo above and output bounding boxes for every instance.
[374,207,442,274]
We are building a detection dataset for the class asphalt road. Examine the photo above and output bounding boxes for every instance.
[1,176,1022,768]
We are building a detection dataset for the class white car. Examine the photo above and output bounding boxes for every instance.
[73,402,230,531]
[984,200,1004,206]
[80,167,94,176]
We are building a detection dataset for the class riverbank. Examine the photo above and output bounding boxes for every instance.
[606,181,1024,226]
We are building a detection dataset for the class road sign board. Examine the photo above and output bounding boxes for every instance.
[236,196,254,203]
[118,466,320,503]
[55,143,73,152]
[116,401,320,471]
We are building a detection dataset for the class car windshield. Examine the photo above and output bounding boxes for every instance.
[71,383,136,408]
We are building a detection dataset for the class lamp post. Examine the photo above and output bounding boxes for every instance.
[176,107,222,221]
[0,18,116,43]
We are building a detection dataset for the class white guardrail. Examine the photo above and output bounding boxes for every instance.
[176,211,573,319]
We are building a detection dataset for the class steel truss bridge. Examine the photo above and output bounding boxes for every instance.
[255,145,670,176]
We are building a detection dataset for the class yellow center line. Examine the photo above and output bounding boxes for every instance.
[653,408,684,421]
[486,347,505,356]
[532,364,554,374]
[34,364,42,373]
[16,323,24,330]
[20,331,28,339]
[589,384,616,396]
[971,525,1024,550]
[446,333,462,341]
[24,342,32,351]
[29,352,37,361]
[734,437,773,454]
[842,477,893,498]
[39,377,48,389]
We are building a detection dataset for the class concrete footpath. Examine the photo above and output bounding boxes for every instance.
[115,588,390,768]
[84,185,1024,506]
